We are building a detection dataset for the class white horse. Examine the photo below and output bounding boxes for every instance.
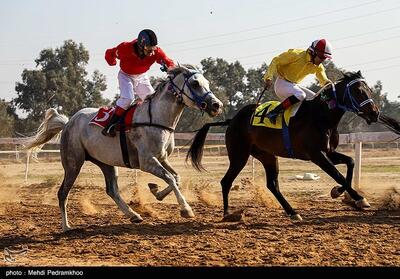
[26,64,223,232]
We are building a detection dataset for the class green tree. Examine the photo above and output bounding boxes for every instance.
[201,58,246,118]
[377,81,400,119]
[12,40,109,125]
[0,99,15,137]
[244,63,271,104]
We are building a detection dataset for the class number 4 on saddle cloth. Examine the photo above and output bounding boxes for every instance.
[251,101,302,158]
[89,103,140,132]
[251,101,301,129]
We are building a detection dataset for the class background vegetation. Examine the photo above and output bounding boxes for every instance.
[1,40,399,137]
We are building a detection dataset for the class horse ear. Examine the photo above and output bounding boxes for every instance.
[179,63,192,75]
[176,62,186,74]
[357,70,362,77]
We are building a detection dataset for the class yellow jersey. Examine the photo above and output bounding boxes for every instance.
[264,49,330,85]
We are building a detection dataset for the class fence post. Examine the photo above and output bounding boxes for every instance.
[354,141,362,189]
[24,151,30,182]
[134,169,138,184]
[251,156,255,182]
[15,145,19,160]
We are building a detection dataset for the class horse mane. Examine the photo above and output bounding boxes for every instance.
[337,70,364,83]
[308,70,365,104]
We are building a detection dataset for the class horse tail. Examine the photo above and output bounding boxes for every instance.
[24,108,69,151]
[378,113,400,135]
[186,120,231,171]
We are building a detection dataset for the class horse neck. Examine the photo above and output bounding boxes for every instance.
[328,81,348,127]
[308,93,345,129]
[329,106,346,128]
[144,86,185,128]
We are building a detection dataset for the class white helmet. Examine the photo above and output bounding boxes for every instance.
[309,39,332,59]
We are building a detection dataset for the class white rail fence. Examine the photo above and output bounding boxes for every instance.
[0,131,399,187]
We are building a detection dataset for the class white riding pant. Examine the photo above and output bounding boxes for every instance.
[116,70,155,109]
[274,77,316,102]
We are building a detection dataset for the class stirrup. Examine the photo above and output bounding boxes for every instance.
[102,125,117,137]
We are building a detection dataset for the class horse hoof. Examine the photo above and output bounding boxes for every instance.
[342,192,355,206]
[148,183,159,196]
[222,209,244,222]
[130,216,143,223]
[290,214,303,222]
[330,186,343,199]
[180,208,195,218]
[355,198,371,209]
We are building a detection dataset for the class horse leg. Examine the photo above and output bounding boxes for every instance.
[220,145,250,220]
[140,156,194,218]
[255,152,301,221]
[94,161,143,223]
[148,159,180,201]
[327,151,354,198]
[311,151,370,209]
[162,159,180,185]
[58,161,84,232]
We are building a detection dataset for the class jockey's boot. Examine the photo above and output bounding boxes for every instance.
[266,95,300,125]
[102,106,125,137]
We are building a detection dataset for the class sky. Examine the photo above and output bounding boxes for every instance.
[1,0,400,107]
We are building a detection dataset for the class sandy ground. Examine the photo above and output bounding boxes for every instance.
[0,148,399,266]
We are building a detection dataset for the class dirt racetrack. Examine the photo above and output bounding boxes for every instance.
[0,148,399,266]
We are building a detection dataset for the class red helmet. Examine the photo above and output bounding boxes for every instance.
[310,39,332,59]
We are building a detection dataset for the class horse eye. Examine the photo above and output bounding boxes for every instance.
[191,80,200,88]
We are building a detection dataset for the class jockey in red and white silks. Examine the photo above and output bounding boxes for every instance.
[103,29,175,137]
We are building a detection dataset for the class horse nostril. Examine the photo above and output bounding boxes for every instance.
[212,102,220,110]
[200,102,207,110]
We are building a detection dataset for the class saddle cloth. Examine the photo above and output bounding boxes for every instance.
[89,105,138,132]
[251,101,301,129]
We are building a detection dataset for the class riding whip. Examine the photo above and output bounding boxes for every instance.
[255,88,267,107]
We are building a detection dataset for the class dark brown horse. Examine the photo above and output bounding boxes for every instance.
[187,71,396,221]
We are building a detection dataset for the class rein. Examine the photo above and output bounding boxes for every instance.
[130,69,210,133]
[330,78,375,114]
[130,97,175,132]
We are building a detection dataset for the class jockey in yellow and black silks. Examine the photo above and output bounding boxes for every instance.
[263,39,333,124]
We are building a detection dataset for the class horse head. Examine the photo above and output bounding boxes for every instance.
[166,64,223,117]
[326,71,380,124]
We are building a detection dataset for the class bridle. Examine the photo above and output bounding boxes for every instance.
[131,69,214,133]
[328,78,377,116]
[167,71,212,111]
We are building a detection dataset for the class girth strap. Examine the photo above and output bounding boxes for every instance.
[119,125,132,168]
[118,122,174,169]
[282,119,294,158]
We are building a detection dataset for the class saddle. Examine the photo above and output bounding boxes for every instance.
[251,101,301,129]
[89,103,140,132]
